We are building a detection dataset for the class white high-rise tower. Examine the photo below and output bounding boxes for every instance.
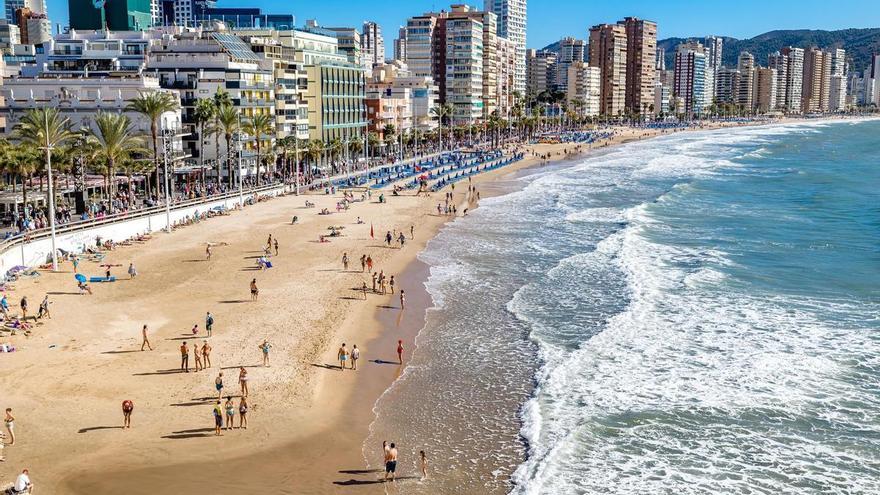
[485,0,527,95]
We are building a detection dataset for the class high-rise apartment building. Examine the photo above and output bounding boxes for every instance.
[655,46,665,71]
[736,51,755,110]
[768,51,788,110]
[802,47,830,113]
[673,40,706,117]
[566,61,600,116]
[4,0,23,24]
[621,16,656,115]
[753,67,777,112]
[704,36,723,72]
[362,21,385,69]
[829,48,847,111]
[485,0,526,95]
[780,47,804,113]
[393,26,407,61]
[715,67,739,104]
[554,37,585,93]
[402,4,517,123]
[526,48,556,96]
[588,23,627,116]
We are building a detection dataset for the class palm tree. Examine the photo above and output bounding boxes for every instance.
[14,108,74,269]
[430,103,453,150]
[2,143,40,217]
[193,98,216,190]
[216,104,240,189]
[306,139,324,173]
[87,112,148,201]
[243,113,274,186]
[126,91,178,197]
[211,88,233,185]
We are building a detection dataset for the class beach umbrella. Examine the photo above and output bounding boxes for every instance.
[75,273,87,283]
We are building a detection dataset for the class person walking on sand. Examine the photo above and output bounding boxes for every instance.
[213,401,223,436]
[266,234,273,252]
[389,275,395,294]
[372,272,378,292]
[273,238,279,256]
[4,408,15,445]
[239,367,249,397]
[180,342,190,372]
[37,295,50,319]
[206,243,212,261]
[128,262,137,279]
[342,253,349,271]
[351,344,360,370]
[250,279,259,301]
[360,254,366,272]
[410,225,414,240]
[385,442,398,482]
[205,312,214,338]
[362,282,369,300]
[385,231,393,246]
[202,341,212,368]
[193,342,203,372]
[122,399,134,429]
[238,397,249,429]
[366,256,373,272]
[400,290,406,310]
[338,343,349,371]
[141,324,153,351]
[224,396,235,430]
[19,296,27,321]
[397,340,404,364]
[215,372,224,400]
[420,450,428,480]
[259,340,272,366]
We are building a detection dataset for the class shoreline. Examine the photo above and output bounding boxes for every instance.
[0,117,854,494]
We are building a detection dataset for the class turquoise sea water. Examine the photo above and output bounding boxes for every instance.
[368,119,880,494]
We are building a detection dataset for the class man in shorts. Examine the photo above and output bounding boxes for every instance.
[385,442,398,482]
[122,399,134,428]
[180,342,189,372]
[206,312,214,337]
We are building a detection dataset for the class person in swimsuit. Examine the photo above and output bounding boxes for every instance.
[397,340,404,364]
[19,296,27,321]
[128,262,137,279]
[360,255,366,272]
[215,373,224,400]
[4,408,15,445]
[342,253,349,271]
[351,344,360,370]
[37,295,50,319]
[274,238,279,256]
[238,397,248,429]
[205,312,214,337]
[180,342,189,372]
[400,290,406,310]
[385,442,398,482]
[213,401,223,436]
[202,341,212,368]
[224,396,235,430]
[362,282,369,300]
[239,367,249,397]
[206,244,212,260]
[389,276,395,294]
[259,340,271,366]
[366,256,373,272]
[250,279,259,301]
[140,324,152,351]
[338,343,349,371]
[420,450,428,480]
[193,343,203,372]
[122,400,134,429]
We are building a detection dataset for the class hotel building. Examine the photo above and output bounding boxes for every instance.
[673,40,706,117]
[588,23,627,116]
[621,16,656,115]
[565,61,600,116]
[484,0,526,95]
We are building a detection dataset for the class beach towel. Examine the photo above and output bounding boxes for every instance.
[89,276,116,283]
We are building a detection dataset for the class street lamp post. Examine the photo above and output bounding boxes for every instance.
[162,128,173,232]
[236,131,244,207]
[41,140,59,271]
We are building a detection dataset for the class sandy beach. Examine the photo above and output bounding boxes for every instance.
[0,121,769,493]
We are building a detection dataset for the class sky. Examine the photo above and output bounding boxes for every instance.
[46,0,880,54]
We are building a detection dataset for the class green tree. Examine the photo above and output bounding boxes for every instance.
[216,104,240,189]
[87,112,148,199]
[193,98,216,189]
[243,113,274,186]
[430,103,453,149]
[126,91,178,196]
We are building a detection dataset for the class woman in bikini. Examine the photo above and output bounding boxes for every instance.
[239,367,249,397]
[224,396,235,430]
[238,397,249,429]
